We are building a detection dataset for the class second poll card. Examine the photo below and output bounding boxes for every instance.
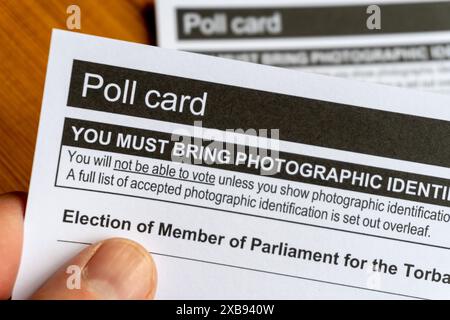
[13,30,450,299]
[156,0,450,94]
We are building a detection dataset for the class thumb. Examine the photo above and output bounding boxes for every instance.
[31,238,157,300]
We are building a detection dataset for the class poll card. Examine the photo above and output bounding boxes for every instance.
[156,0,450,94]
[13,29,450,299]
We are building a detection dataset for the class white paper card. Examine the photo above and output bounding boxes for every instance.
[13,30,450,299]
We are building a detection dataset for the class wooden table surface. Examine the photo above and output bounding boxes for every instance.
[0,0,155,193]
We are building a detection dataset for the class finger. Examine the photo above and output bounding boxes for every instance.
[31,238,157,300]
[0,192,25,300]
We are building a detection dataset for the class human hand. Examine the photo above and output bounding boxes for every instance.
[0,192,157,300]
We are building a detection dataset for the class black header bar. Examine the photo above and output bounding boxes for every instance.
[62,118,450,207]
[199,43,450,67]
[176,2,450,39]
[68,60,450,169]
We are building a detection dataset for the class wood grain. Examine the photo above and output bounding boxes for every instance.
[0,0,155,193]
